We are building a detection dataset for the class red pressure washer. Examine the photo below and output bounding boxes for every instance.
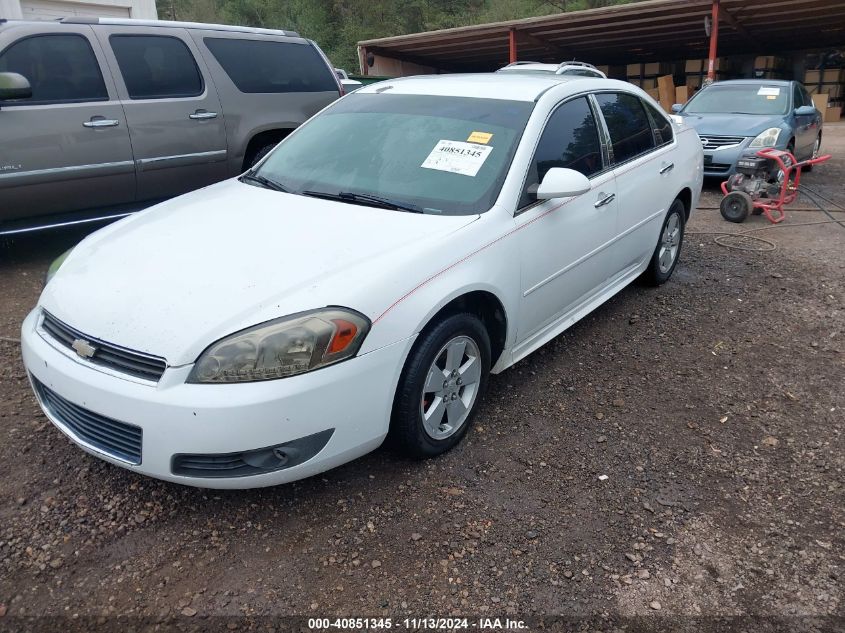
[719,147,831,224]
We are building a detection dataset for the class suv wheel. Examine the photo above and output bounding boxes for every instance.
[390,313,490,458]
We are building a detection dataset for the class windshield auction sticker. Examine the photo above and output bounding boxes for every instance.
[757,86,780,96]
[467,131,493,144]
[421,140,494,177]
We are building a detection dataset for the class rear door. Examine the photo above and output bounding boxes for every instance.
[593,91,680,272]
[93,26,228,202]
[0,23,135,225]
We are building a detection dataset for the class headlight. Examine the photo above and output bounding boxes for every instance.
[188,308,370,383]
[749,127,781,148]
[45,247,74,285]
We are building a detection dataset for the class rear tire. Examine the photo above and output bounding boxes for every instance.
[390,313,490,458]
[246,143,277,169]
[720,191,753,223]
[641,199,685,286]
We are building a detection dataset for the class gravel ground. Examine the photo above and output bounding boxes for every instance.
[1,125,844,632]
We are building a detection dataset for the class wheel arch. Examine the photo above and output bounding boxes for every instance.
[676,187,693,221]
[241,128,295,171]
[413,289,509,371]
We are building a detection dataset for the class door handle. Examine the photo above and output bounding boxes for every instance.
[189,110,218,120]
[659,162,675,174]
[83,118,119,128]
[594,192,615,208]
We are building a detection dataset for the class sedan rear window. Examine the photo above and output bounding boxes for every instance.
[255,94,534,215]
[204,38,338,93]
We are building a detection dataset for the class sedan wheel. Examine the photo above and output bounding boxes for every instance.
[420,335,482,440]
[391,313,491,458]
[641,199,686,286]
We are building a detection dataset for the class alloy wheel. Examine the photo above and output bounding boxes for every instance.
[658,212,682,274]
[420,335,481,440]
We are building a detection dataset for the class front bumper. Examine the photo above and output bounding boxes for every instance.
[21,309,413,488]
[702,137,752,177]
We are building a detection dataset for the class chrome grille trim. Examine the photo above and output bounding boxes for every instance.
[41,311,167,382]
[698,135,746,150]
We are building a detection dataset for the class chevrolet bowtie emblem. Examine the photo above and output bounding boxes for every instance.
[71,338,97,358]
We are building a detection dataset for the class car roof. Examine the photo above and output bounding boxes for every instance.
[354,73,629,102]
[0,17,300,38]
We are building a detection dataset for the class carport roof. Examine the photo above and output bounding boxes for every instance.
[357,0,845,72]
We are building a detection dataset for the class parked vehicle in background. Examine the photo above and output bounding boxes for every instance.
[22,73,702,488]
[671,79,823,177]
[497,61,607,78]
[335,68,362,92]
[0,18,342,234]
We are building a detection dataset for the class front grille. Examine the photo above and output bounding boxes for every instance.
[699,135,746,150]
[32,378,142,464]
[41,311,166,382]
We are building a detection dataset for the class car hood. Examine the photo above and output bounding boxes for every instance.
[678,112,785,137]
[40,179,479,366]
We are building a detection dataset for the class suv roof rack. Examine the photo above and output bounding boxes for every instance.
[58,17,299,37]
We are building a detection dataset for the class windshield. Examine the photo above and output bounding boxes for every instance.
[254,93,534,215]
[683,84,789,115]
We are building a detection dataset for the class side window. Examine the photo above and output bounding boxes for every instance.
[520,96,603,208]
[643,100,673,145]
[595,92,656,164]
[109,35,203,99]
[800,85,812,108]
[0,34,107,104]
[204,38,339,93]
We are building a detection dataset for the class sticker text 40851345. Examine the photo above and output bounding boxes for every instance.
[421,140,494,177]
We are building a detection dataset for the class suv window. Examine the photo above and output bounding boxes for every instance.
[595,92,656,163]
[643,100,673,145]
[520,96,603,208]
[109,35,203,99]
[562,69,601,77]
[0,34,107,104]
[204,38,338,93]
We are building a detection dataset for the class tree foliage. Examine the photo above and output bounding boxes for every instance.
[164,0,636,71]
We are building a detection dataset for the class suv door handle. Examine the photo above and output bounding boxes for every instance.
[189,110,218,120]
[83,118,119,128]
[594,192,615,208]
[659,162,675,174]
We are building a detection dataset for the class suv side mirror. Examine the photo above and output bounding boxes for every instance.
[794,105,816,116]
[671,103,683,113]
[0,72,32,102]
[535,168,591,200]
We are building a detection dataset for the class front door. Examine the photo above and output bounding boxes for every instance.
[93,27,228,202]
[0,24,135,226]
[515,95,618,354]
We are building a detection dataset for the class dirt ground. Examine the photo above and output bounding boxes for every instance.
[1,126,844,632]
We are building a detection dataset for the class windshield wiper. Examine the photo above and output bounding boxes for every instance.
[239,172,290,193]
[301,190,423,213]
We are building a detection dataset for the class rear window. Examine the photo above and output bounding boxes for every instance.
[204,38,338,94]
[110,35,203,100]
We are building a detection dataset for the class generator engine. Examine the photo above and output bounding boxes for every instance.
[724,152,789,200]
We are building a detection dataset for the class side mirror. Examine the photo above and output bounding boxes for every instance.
[535,168,591,200]
[0,72,32,101]
[794,105,816,116]
[671,103,683,113]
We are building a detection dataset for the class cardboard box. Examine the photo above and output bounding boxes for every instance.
[812,93,829,111]
[657,74,675,111]
[675,85,690,104]
[645,87,660,101]
[595,65,609,76]
[754,55,784,69]
[685,58,724,74]
[804,68,844,85]
[825,106,842,123]
[808,84,844,99]
[626,62,665,77]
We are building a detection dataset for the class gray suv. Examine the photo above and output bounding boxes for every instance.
[0,18,342,234]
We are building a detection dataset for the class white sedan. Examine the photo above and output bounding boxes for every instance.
[22,73,703,488]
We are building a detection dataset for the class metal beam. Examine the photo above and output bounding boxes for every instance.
[508,28,517,63]
[707,0,720,81]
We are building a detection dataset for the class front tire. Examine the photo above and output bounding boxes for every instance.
[641,199,685,286]
[390,313,491,458]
